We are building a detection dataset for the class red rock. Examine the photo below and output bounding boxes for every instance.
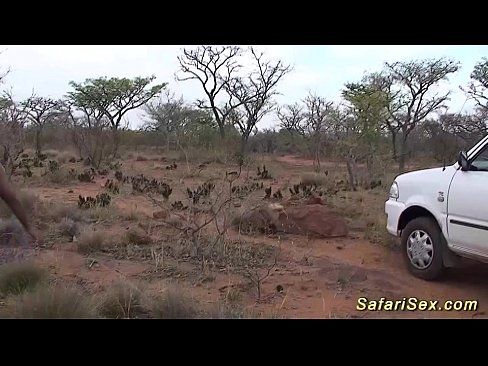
[235,203,348,238]
[276,204,348,238]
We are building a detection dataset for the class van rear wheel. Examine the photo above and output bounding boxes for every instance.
[401,217,445,280]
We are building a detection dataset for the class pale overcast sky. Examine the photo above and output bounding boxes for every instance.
[0,45,486,129]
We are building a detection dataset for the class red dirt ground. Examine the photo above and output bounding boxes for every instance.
[4,154,487,318]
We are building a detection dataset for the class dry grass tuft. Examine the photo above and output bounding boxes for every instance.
[88,206,118,223]
[48,204,85,223]
[98,282,146,319]
[43,149,59,158]
[43,168,76,185]
[135,155,148,161]
[2,285,95,319]
[57,151,77,164]
[120,208,143,222]
[126,228,152,246]
[76,230,105,254]
[57,217,79,239]
[0,262,47,296]
[149,286,197,319]
[300,172,329,186]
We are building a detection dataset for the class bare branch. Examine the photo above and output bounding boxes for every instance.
[223,47,291,146]
[176,46,242,138]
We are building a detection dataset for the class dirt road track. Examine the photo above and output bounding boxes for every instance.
[262,155,488,318]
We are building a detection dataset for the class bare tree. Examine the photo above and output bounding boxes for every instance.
[303,92,334,171]
[382,58,460,172]
[62,97,112,168]
[0,69,8,84]
[240,248,280,301]
[0,50,9,84]
[0,92,28,178]
[329,106,361,190]
[22,96,61,156]
[224,48,291,152]
[176,46,244,139]
[464,57,488,111]
[277,102,305,135]
[440,109,488,144]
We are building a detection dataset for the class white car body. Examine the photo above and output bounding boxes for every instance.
[385,134,488,264]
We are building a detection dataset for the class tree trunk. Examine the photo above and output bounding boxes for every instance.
[238,134,249,165]
[71,130,83,158]
[313,134,321,172]
[366,155,373,180]
[398,137,406,173]
[366,141,378,181]
[1,146,13,180]
[35,129,42,156]
[266,139,273,154]
[212,110,225,139]
[218,124,226,139]
[94,136,103,169]
[176,137,190,174]
[391,132,397,161]
[346,154,357,192]
[112,128,120,158]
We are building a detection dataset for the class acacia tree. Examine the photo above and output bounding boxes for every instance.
[342,77,389,177]
[381,58,460,172]
[303,93,334,171]
[328,105,360,190]
[144,90,185,151]
[68,76,166,156]
[464,58,488,111]
[22,96,61,156]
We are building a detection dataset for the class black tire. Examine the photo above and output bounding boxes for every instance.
[401,217,445,281]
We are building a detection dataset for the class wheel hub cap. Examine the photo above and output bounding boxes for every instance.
[407,230,434,269]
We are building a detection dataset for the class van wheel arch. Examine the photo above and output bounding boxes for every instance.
[398,205,461,269]
[398,206,440,234]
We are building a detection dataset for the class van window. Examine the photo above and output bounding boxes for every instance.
[471,145,488,171]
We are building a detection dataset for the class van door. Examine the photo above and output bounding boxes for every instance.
[447,144,488,257]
